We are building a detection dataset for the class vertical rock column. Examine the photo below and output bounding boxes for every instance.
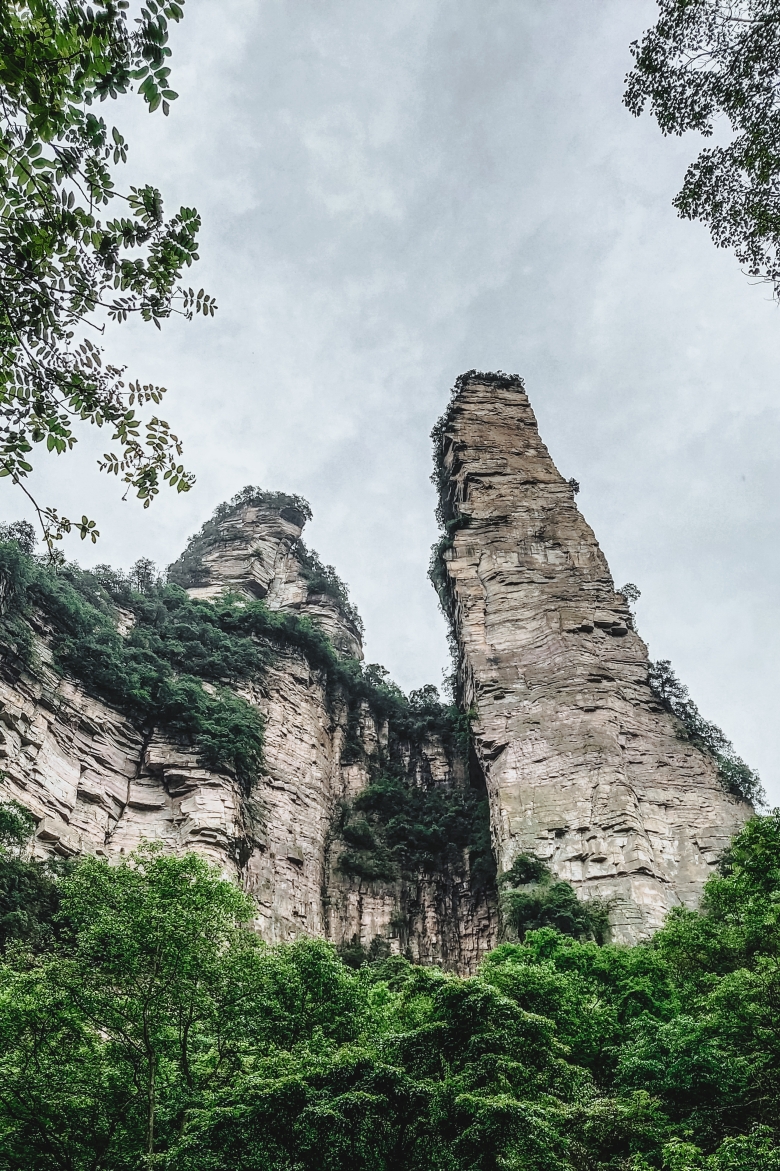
[168,493,363,943]
[435,373,751,940]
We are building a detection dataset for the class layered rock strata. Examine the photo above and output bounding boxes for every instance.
[0,374,755,958]
[167,492,363,658]
[0,493,496,973]
[434,372,751,941]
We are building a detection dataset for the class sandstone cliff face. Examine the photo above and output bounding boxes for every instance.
[167,493,363,658]
[433,373,751,940]
[0,493,496,974]
[0,377,754,959]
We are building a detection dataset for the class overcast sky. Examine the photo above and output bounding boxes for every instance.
[5,0,780,800]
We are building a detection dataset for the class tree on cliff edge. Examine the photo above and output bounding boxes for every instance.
[0,0,215,552]
[625,0,780,299]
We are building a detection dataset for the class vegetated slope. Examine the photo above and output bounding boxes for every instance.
[0,802,778,1170]
[0,526,496,967]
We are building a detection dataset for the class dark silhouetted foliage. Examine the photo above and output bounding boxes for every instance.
[625,0,780,300]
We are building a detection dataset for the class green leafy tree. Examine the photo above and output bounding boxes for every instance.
[625,0,780,298]
[0,846,263,1165]
[616,811,780,1149]
[0,0,216,552]
[499,854,611,944]
[54,848,259,1156]
[0,797,67,952]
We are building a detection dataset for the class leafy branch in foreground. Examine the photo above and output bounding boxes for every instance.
[0,0,216,552]
[625,0,780,298]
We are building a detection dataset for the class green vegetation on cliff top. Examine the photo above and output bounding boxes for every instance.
[167,486,364,637]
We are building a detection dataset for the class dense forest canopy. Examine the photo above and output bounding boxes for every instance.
[1,804,779,1170]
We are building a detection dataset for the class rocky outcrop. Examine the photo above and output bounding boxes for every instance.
[433,372,752,941]
[167,490,363,658]
[0,376,756,959]
[325,729,497,973]
[0,490,496,974]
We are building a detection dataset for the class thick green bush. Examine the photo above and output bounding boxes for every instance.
[500,853,611,944]
[2,812,779,1169]
[0,799,71,953]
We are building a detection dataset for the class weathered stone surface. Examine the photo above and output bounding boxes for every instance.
[0,655,248,871]
[1,379,753,961]
[325,734,497,974]
[435,373,752,941]
[0,495,496,973]
[168,495,363,659]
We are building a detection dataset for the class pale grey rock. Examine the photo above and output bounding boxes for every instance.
[168,497,363,659]
[1,388,751,962]
[0,496,495,973]
[434,373,752,941]
[0,659,247,872]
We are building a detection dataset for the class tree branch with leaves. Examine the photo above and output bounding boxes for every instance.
[0,0,215,553]
[625,0,780,299]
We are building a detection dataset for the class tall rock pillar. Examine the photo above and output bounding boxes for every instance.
[434,372,751,940]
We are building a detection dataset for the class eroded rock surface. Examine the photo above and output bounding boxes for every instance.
[0,493,496,973]
[434,373,751,940]
[1,381,754,959]
[167,494,363,658]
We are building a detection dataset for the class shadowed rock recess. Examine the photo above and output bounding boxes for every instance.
[0,373,755,963]
[432,371,752,940]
